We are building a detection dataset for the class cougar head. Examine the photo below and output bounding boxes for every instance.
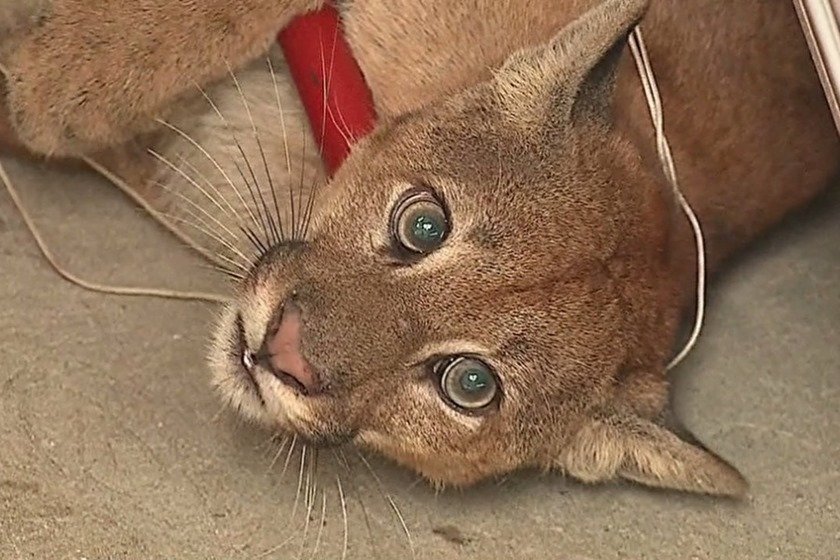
[209,0,747,497]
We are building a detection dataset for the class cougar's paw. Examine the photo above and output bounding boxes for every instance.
[3,1,176,158]
[0,0,50,38]
[4,0,324,158]
[5,33,138,157]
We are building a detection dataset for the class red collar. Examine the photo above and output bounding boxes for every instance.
[277,5,377,176]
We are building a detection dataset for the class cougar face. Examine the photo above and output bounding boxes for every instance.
[210,0,747,497]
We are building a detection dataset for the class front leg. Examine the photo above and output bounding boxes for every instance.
[3,0,322,158]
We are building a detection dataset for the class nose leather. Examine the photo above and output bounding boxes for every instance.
[266,301,319,394]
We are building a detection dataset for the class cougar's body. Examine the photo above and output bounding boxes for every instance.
[0,0,836,495]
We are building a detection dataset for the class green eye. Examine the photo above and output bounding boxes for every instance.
[439,357,498,410]
[391,191,449,254]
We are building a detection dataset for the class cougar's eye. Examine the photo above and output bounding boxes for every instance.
[438,357,498,410]
[390,190,449,254]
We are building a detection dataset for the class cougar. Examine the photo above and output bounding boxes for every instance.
[1,0,836,497]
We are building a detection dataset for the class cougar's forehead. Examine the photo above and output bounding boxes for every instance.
[309,102,627,268]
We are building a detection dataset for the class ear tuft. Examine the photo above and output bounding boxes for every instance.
[494,0,648,128]
[559,413,748,498]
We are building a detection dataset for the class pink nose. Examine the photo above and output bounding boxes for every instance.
[266,301,320,394]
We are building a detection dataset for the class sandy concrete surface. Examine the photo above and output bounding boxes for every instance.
[0,157,838,560]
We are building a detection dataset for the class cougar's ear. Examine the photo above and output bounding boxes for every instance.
[558,412,748,497]
[494,0,648,128]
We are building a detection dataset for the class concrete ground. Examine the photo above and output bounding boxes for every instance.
[0,156,837,560]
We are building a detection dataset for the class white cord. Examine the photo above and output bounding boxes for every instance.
[81,156,233,270]
[0,159,229,304]
[628,26,707,371]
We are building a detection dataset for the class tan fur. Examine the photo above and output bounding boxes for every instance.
[2,0,321,155]
[0,0,49,48]
[1,0,837,498]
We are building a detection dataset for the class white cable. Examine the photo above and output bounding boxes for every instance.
[0,159,230,305]
[628,26,707,371]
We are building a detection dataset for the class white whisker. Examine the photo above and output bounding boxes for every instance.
[387,494,415,558]
[149,146,233,223]
[219,66,276,246]
[326,101,356,149]
[356,450,415,558]
[335,449,380,558]
[175,153,247,230]
[296,456,317,560]
[291,444,307,521]
[299,155,327,242]
[336,474,349,560]
[82,156,230,270]
[156,117,264,242]
[0,161,229,304]
[268,56,297,239]
[280,434,299,481]
[256,533,297,559]
[160,209,247,269]
[267,435,291,473]
[149,151,250,255]
[159,212,251,272]
[228,62,285,244]
[307,490,328,560]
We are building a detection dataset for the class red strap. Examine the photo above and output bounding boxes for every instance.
[277,5,377,176]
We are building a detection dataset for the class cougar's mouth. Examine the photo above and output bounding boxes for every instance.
[233,313,264,404]
[232,313,305,397]
[212,303,355,447]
